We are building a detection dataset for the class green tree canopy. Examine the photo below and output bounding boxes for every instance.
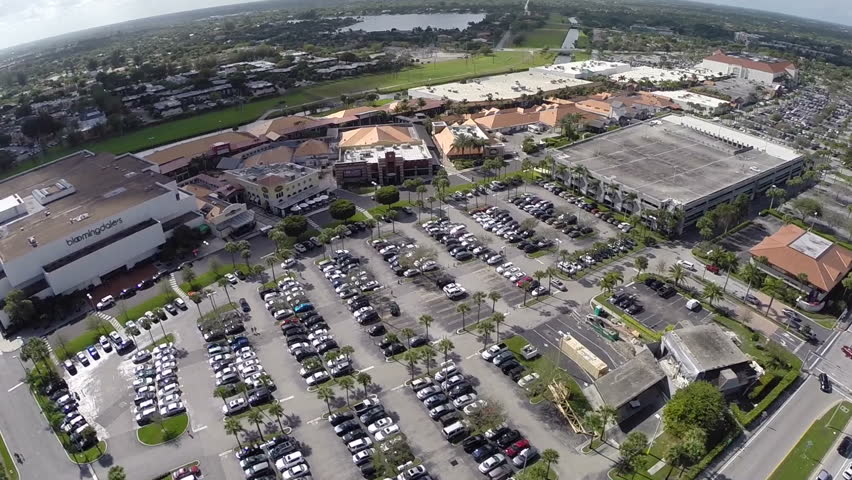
[279,215,308,237]
[663,381,730,440]
[328,199,357,221]
[375,186,400,206]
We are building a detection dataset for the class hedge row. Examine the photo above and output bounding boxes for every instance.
[731,367,800,427]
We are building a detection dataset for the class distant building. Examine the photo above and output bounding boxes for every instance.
[224,163,326,216]
[734,32,763,45]
[749,224,852,312]
[172,83,235,106]
[246,81,276,97]
[334,125,437,185]
[699,50,797,85]
[651,90,732,115]
[660,324,759,396]
[152,99,183,118]
[143,131,263,179]
[432,120,503,161]
[77,109,107,133]
[179,175,255,238]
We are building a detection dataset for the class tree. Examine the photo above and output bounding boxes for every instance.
[667,427,707,471]
[280,215,308,237]
[418,315,433,339]
[491,312,506,340]
[21,337,50,373]
[471,291,487,322]
[224,417,244,447]
[488,291,502,312]
[620,432,649,472]
[766,186,786,211]
[763,276,786,315]
[240,248,252,269]
[245,408,266,441]
[668,263,686,288]
[316,385,335,414]
[401,349,422,381]
[356,372,372,397]
[791,197,822,221]
[4,289,35,327]
[217,278,234,305]
[181,265,197,290]
[264,401,286,434]
[337,375,356,405]
[266,255,279,282]
[702,283,723,307]
[634,256,648,277]
[224,241,241,266]
[541,449,560,479]
[456,303,471,331]
[474,320,495,349]
[663,381,730,439]
[375,186,400,207]
[329,199,357,221]
[585,405,617,442]
[466,397,508,434]
[741,262,765,298]
[108,466,126,480]
[437,337,455,364]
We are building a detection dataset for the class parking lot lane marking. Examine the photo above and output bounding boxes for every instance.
[466,352,479,359]
[307,416,323,425]
[192,425,208,433]
[279,395,295,403]
[218,450,231,457]
[7,381,23,392]
[391,384,406,391]
[358,365,375,373]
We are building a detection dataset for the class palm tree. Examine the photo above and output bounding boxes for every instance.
[474,320,495,349]
[766,186,786,211]
[542,448,560,478]
[240,248,252,269]
[456,303,471,331]
[599,275,617,296]
[356,372,372,397]
[269,230,287,256]
[437,338,454,364]
[337,376,356,405]
[266,402,286,433]
[340,345,354,360]
[418,314,433,339]
[416,185,428,220]
[488,291,502,312]
[721,251,740,292]
[316,385,335,414]
[108,466,126,480]
[741,262,764,298]
[245,408,266,441]
[335,225,349,248]
[763,277,785,315]
[703,283,724,307]
[401,349,422,381]
[491,312,506,340]
[400,327,415,348]
[472,291,487,321]
[188,292,204,323]
[224,241,240,267]
[668,263,686,288]
[21,338,51,373]
[421,348,436,374]
[217,278,234,305]
[634,256,648,277]
[266,255,278,282]
[364,218,378,240]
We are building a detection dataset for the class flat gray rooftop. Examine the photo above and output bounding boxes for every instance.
[0,151,171,262]
[595,350,666,409]
[664,324,749,373]
[557,117,798,206]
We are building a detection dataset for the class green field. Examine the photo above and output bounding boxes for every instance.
[769,402,852,480]
[512,29,568,48]
[0,429,18,480]
[56,324,115,360]
[69,441,106,464]
[572,51,592,62]
[14,50,554,179]
[576,31,590,49]
[137,413,189,445]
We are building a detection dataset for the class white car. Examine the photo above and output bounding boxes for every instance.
[224,273,238,284]
[306,371,330,386]
[96,295,115,310]
[281,463,310,480]
[352,448,375,466]
[222,397,248,415]
[478,454,507,474]
[676,260,695,271]
[374,424,400,441]
[481,343,507,361]
[209,353,233,366]
[442,283,466,299]
[158,393,181,406]
[496,262,514,274]
[367,417,394,435]
[518,373,541,389]
[158,384,181,397]
[216,366,237,379]
[453,393,478,408]
[463,399,488,415]
[159,401,185,417]
[275,451,305,471]
[347,437,373,454]
[434,361,458,382]
[419,261,439,272]
[502,267,521,278]
[521,344,539,360]
[239,365,264,377]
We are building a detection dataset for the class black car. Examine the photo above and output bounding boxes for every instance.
[409,335,429,348]
[839,436,852,457]
[388,302,400,316]
[293,348,318,362]
[454,251,473,261]
[383,343,406,357]
[360,463,377,479]
[224,322,245,335]
[328,412,354,426]
[118,288,136,299]
[236,446,263,460]
[282,325,307,337]
[472,444,499,462]
[248,388,273,406]
[500,360,521,374]
[239,298,251,312]
[317,340,339,355]
[360,408,387,426]
[367,324,386,337]
[820,373,832,393]
[343,428,368,443]
[235,270,247,280]
[462,435,487,453]
[286,334,309,347]
[136,279,154,290]
[657,286,676,299]
[496,430,522,449]
[507,365,526,381]
[449,383,475,399]
[334,420,360,437]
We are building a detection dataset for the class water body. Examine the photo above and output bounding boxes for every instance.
[345,13,486,32]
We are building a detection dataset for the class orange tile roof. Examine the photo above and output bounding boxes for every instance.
[245,116,323,137]
[576,99,613,116]
[339,125,417,148]
[749,224,852,292]
[246,146,294,167]
[145,131,258,166]
[323,106,384,119]
[294,139,330,157]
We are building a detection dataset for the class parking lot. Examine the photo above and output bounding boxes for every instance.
[616,281,714,332]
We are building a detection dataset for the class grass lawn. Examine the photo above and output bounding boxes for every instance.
[572,51,592,62]
[769,402,852,480]
[512,28,569,48]
[145,334,176,351]
[69,441,106,464]
[180,263,251,292]
[198,303,238,323]
[137,413,189,445]
[117,290,178,325]
[56,325,115,360]
[504,335,590,415]
[528,248,556,259]
[576,31,590,49]
[0,429,18,480]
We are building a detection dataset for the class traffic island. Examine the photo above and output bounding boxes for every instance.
[137,413,189,446]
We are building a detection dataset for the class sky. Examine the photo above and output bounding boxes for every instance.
[0,0,849,51]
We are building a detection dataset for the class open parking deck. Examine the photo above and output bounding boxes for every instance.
[618,282,714,332]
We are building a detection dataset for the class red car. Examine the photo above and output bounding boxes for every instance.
[172,465,201,479]
[279,317,300,326]
[842,346,852,359]
[705,264,720,274]
[505,439,531,457]
[516,276,533,288]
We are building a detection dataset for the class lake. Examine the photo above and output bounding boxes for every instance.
[344,13,486,32]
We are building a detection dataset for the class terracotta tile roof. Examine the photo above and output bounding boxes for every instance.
[339,125,417,148]
[576,99,613,116]
[145,131,259,166]
[294,139,330,157]
[323,106,384,119]
[749,224,852,292]
[245,146,294,167]
[245,116,323,137]
[704,50,795,74]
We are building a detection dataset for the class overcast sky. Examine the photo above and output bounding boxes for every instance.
[0,0,849,51]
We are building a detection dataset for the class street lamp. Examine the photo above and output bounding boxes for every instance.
[85,293,95,311]
[647,413,662,454]
[808,212,819,232]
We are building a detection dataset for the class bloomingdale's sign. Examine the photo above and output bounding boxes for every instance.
[66,218,123,246]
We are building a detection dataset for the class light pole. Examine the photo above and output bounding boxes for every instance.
[808,212,819,232]
[85,293,95,311]
[647,413,662,454]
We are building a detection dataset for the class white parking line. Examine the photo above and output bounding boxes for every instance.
[279,395,295,403]
[391,384,407,392]
[466,352,479,359]
[218,450,231,457]
[192,425,208,433]
[358,365,375,373]
[7,381,23,392]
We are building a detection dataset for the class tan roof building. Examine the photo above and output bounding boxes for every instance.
[294,139,331,157]
[324,106,385,119]
[245,116,326,140]
[339,125,418,149]
[750,224,852,293]
[144,131,260,174]
[245,145,294,167]
[433,120,498,159]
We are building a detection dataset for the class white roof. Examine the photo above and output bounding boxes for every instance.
[652,90,730,108]
[611,66,714,83]
[408,70,590,102]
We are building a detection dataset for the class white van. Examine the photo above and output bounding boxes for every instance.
[442,421,468,441]
[676,260,695,271]
[686,299,702,312]
[260,225,274,235]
